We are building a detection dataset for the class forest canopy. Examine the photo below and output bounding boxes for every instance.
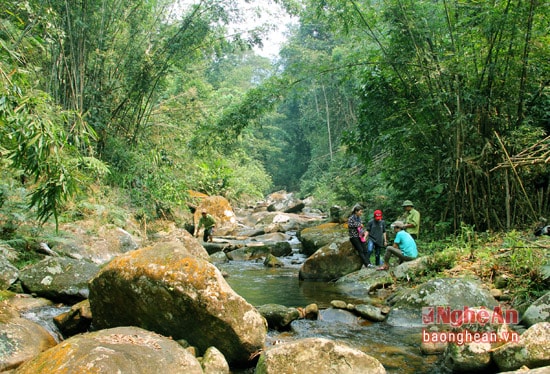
[1,0,549,236]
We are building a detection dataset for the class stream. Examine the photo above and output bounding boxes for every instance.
[19,239,449,373]
[217,253,449,374]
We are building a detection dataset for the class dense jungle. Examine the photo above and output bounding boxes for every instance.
[1,1,550,372]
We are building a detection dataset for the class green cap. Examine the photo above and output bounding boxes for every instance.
[402,200,414,207]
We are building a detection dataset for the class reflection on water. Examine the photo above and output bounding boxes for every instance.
[218,257,449,374]
[218,255,368,308]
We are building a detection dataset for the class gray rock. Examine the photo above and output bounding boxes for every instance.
[386,278,499,327]
[522,291,550,327]
[0,257,18,290]
[18,257,100,304]
[492,322,550,372]
[257,304,300,330]
[255,337,386,373]
[355,304,386,322]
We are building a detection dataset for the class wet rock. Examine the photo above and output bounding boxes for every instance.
[257,304,300,330]
[264,254,284,268]
[13,326,204,373]
[354,304,386,322]
[89,244,267,366]
[255,337,386,373]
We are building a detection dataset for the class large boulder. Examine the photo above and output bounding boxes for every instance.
[89,243,267,366]
[386,278,499,327]
[0,302,57,371]
[18,256,100,304]
[298,238,362,281]
[193,195,238,236]
[255,337,386,373]
[298,223,347,257]
[13,326,204,373]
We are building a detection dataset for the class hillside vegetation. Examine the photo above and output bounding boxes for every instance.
[1,0,549,303]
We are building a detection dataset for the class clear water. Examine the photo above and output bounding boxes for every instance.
[218,257,450,374]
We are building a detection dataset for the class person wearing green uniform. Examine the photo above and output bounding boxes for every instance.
[195,210,216,242]
[401,200,420,239]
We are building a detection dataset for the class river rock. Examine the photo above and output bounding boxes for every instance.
[0,302,57,371]
[386,278,499,327]
[444,341,493,372]
[298,222,347,257]
[18,256,100,304]
[392,257,428,280]
[255,337,386,373]
[201,346,230,374]
[52,222,140,264]
[53,299,92,337]
[354,304,386,322]
[298,238,362,281]
[88,243,267,366]
[335,268,394,298]
[257,304,301,330]
[194,195,238,237]
[492,322,550,371]
[149,230,210,261]
[521,291,550,327]
[13,326,204,373]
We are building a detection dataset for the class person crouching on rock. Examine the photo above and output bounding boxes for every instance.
[195,210,216,242]
[377,220,417,270]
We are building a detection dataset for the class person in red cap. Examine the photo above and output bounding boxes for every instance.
[365,209,388,266]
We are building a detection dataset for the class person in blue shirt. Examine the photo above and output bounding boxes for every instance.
[377,220,417,270]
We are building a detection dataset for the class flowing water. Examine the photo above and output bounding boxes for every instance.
[218,254,449,374]
[18,240,449,373]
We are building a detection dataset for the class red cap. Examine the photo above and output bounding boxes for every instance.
[374,210,382,220]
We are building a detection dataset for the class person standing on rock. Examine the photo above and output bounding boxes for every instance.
[195,209,216,242]
[365,209,388,266]
[348,206,374,268]
[377,221,417,270]
[401,200,420,239]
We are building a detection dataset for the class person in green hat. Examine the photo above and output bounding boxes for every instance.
[401,200,420,239]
